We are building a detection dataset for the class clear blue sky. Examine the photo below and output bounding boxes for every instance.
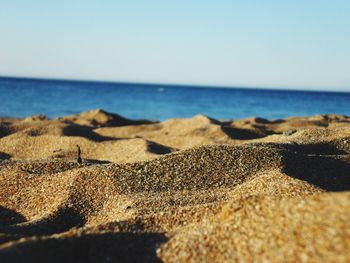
[0,0,349,90]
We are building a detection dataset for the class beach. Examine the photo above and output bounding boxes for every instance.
[1,109,349,262]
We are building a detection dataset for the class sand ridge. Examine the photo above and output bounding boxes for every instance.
[0,109,350,262]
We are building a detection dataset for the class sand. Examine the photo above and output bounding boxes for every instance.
[0,109,349,262]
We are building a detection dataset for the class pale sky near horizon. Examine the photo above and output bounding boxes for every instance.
[0,0,349,91]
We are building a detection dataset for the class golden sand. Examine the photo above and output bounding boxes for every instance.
[0,109,349,262]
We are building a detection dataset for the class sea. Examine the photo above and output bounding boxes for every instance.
[0,77,349,121]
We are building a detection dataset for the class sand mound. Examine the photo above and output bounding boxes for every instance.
[59,109,156,127]
[0,111,349,262]
[158,192,350,262]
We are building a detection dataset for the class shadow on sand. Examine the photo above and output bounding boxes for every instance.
[0,152,11,160]
[0,206,26,226]
[0,207,85,239]
[283,144,350,191]
[62,124,117,142]
[0,231,167,263]
[221,126,271,140]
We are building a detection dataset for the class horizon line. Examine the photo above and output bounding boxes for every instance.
[0,74,349,94]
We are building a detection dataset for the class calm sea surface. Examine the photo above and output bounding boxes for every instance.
[0,77,349,121]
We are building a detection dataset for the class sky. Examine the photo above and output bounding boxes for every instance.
[0,0,349,91]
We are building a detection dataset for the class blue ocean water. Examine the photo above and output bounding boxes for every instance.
[0,77,349,121]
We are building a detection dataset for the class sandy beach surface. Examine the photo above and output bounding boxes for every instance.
[1,109,350,262]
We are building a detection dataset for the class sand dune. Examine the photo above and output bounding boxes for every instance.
[0,109,350,262]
